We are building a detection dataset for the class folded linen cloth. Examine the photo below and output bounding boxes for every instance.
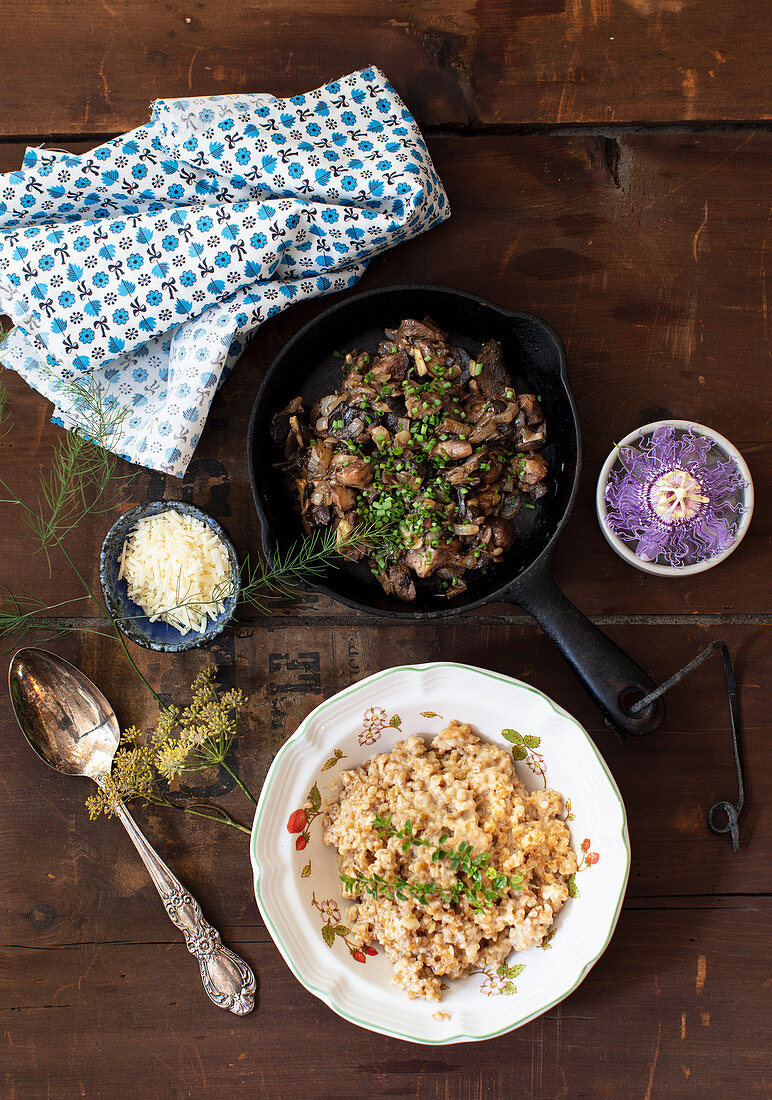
[0,66,448,475]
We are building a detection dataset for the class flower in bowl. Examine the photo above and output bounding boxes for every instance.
[596,420,753,577]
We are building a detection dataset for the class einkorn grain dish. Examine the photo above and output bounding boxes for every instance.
[323,721,577,1001]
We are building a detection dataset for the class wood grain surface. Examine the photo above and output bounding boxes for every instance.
[1,133,769,615]
[1,0,770,135]
[1,12,770,1100]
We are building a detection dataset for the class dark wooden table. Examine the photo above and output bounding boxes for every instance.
[1,5,770,1097]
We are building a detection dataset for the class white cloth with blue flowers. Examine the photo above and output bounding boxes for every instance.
[0,67,448,475]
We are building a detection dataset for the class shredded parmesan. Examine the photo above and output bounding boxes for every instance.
[118,509,234,635]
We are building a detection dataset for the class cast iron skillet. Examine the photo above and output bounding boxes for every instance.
[247,285,663,737]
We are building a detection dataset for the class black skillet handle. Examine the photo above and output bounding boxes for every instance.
[509,559,664,737]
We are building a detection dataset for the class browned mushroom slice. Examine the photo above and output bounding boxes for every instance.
[475,339,509,398]
[518,393,544,426]
[330,484,356,512]
[446,454,483,484]
[519,453,549,486]
[489,518,514,550]
[435,569,468,598]
[330,454,373,489]
[287,414,305,448]
[308,504,332,526]
[372,349,409,381]
[404,540,462,578]
[396,318,448,345]
[273,396,307,449]
[405,391,442,419]
[474,488,502,511]
[327,402,367,440]
[479,457,505,485]
[377,564,417,602]
[434,438,473,460]
[500,493,523,519]
[278,395,304,416]
[516,424,547,451]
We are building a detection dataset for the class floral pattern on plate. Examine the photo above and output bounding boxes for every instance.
[253,662,630,1044]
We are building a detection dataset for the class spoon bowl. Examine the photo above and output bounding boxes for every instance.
[9,648,120,780]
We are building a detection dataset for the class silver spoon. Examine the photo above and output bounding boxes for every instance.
[8,647,256,1015]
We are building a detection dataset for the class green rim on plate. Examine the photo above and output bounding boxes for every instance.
[250,662,630,1044]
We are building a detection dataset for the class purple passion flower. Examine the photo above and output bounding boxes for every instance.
[604,425,747,567]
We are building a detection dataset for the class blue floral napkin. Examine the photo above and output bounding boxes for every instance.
[0,67,449,475]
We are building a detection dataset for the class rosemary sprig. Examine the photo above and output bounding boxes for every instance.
[0,585,115,653]
[340,813,523,911]
[108,520,387,631]
[236,520,392,614]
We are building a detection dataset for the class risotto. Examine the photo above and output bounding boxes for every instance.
[323,721,577,1001]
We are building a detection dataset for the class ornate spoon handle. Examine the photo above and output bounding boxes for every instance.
[105,789,256,1014]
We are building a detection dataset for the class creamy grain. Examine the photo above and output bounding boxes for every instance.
[323,721,577,1001]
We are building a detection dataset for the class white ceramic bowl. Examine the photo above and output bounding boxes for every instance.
[251,663,630,1044]
[596,419,754,577]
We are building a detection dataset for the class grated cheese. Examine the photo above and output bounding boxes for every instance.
[118,509,234,635]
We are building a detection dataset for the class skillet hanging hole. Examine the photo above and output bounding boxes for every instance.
[619,687,652,718]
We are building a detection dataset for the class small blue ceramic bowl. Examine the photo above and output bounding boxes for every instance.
[99,501,241,652]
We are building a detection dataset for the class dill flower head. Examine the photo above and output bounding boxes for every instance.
[155,738,192,781]
[85,668,249,818]
[86,736,155,818]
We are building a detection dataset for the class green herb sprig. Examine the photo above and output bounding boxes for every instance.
[234,519,395,614]
[339,813,522,911]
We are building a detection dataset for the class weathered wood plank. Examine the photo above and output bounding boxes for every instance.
[1,623,766,954]
[1,134,769,615]
[2,905,768,1097]
[0,1,770,136]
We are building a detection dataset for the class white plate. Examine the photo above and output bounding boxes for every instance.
[251,663,629,1044]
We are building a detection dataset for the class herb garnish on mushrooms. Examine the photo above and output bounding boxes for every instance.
[274,317,550,600]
